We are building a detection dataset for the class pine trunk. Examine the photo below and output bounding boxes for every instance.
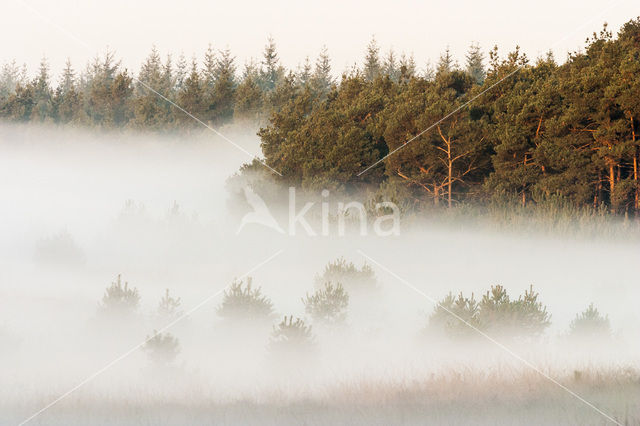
[447,160,452,209]
[608,161,615,212]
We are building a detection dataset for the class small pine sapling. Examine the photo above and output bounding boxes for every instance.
[143,330,180,365]
[303,281,349,325]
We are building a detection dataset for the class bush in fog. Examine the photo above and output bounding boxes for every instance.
[315,258,377,294]
[217,277,274,323]
[143,330,180,365]
[478,285,550,337]
[99,274,140,317]
[303,281,349,325]
[269,315,315,356]
[34,229,85,266]
[428,285,550,339]
[569,303,611,339]
[158,289,183,320]
[428,292,479,338]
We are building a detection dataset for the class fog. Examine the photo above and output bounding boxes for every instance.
[1,124,639,425]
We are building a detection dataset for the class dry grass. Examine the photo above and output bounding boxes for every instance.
[4,365,639,425]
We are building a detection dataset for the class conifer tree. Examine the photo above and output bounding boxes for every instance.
[398,53,417,83]
[134,46,171,128]
[0,60,22,101]
[234,61,263,122]
[32,56,52,121]
[209,48,236,124]
[383,49,399,82]
[436,47,455,76]
[363,36,381,81]
[260,36,283,91]
[297,56,312,87]
[177,58,206,126]
[54,59,81,123]
[465,42,486,84]
[311,46,333,97]
[175,52,188,91]
[203,43,217,89]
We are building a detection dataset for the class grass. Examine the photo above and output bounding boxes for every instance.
[4,365,638,425]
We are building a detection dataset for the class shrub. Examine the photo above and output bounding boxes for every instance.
[428,285,550,339]
[303,281,349,325]
[34,229,85,266]
[99,275,140,317]
[143,330,180,365]
[217,277,274,323]
[428,292,479,338]
[315,257,377,294]
[569,303,611,339]
[269,315,315,356]
[158,289,182,320]
[477,285,550,337]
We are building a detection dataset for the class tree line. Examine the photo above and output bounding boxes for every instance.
[2,18,639,214]
[251,19,640,215]
[0,37,339,128]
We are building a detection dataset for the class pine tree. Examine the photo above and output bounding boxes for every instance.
[216,277,275,323]
[162,54,175,97]
[234,61,263,122]
[209,47,236,124]
[54,59,81,123]
[297,56,312,87]
[32,56,52,121]
[0,60,22,101]
[59,59,75,94]
[203,43,217,89]
[99,274,141,318]
[158,289,182,319]
[363,36,381,81]
[383,49,399,82]
[465,42,486,84]
[134,46,170,127]
[311,45,333,97]
[260,36,283,91]
[177,58,206,126]
[569,303,611,339]
[175,52,188,91]
[143,331,180,365]
[398,53,416,83]
[422,60,435,81]
[436,47,455,76]
[303,281,349,325]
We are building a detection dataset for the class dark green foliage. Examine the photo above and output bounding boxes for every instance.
[428,285,550,339]
[2,19,640,214]
[99,274,140,317]
[143,330,180,365]
[217,277,274,323]
[303,281,349,325]
[477,285,550,337]
[569,303,611,339]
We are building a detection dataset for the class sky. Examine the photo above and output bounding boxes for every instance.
[3,0,639,80]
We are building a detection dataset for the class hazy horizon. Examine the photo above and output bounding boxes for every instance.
[5,0,639,80]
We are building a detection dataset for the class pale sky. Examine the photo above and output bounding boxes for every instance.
[4,0,639,80]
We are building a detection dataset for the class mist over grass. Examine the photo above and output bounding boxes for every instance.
[1,124,639,425]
